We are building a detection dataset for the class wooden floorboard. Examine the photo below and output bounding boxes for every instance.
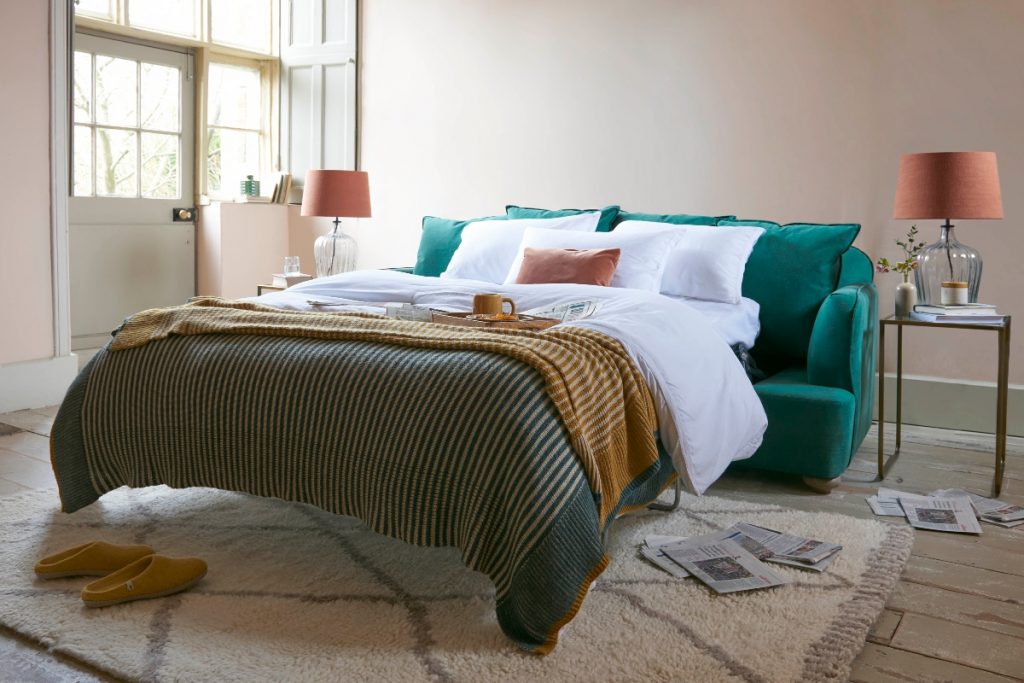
[0,409,1021,682]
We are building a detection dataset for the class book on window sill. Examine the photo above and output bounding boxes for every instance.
[272,273,313,288]
[909,311,1005,324]
[913,303,997,315]
[237,195,272,203]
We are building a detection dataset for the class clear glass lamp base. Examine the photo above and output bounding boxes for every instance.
[314,226,358,277]
[913,224,982,305]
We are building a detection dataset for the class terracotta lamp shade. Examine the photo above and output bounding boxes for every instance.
[300,170,372,218]
[301,170,371,277]
[893,152,1003,219]
[892,152,1003,306]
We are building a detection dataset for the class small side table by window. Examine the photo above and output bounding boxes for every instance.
[256,284,285,296]
[877,315,1012,496]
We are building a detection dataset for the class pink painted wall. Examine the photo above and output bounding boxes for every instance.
[197,203,290,299]
[0,2,55,364]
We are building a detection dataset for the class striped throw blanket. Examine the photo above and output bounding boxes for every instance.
[51,298,674,653]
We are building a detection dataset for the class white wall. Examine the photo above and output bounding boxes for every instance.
[359,0,1024,388]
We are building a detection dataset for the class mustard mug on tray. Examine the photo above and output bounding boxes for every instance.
[472,293,516,317]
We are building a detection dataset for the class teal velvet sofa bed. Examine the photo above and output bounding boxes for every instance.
[399,206,878,485]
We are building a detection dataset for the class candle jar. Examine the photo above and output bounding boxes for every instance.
[940,281,969,306]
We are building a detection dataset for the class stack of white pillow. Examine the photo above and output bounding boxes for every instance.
[441,212,764,305]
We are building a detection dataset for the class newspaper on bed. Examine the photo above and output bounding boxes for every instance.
[731,523,841,570]
[662,538,788,594]
[931,488,1024,527]
[639,535,691,579]
[521,300,602,323]
[384,302,434,322]
[866,487,917,517]
[897,493,983,534]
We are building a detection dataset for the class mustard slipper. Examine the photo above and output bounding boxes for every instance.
[81,555,207,608]
[34,541,154,579]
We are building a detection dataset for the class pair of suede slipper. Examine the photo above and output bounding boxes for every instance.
[34,541,207,608]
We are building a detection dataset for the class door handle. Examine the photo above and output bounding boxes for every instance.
[174,208,196,222]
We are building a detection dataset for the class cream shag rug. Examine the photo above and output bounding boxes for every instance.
[0,486,912,683]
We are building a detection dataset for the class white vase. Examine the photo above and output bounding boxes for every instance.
[895,280,917,318]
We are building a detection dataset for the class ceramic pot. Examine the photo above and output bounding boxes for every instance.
[895,280,917,318]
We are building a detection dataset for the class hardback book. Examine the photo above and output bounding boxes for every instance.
[237,195,271,203]
[914,303,996,315]
[271,273,313,288]
[910,311,1005,324]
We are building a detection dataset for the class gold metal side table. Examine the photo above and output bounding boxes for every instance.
[877,315,1012,496]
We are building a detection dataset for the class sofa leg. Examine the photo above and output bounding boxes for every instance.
[802,475,842,494]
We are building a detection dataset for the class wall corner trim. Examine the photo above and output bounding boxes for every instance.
[877,373,1024,437]
[0,355,78,414]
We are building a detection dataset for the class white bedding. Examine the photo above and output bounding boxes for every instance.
[671,296,761,349]
[254,271,767,494]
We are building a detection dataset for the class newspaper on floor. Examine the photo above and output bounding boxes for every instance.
[662,538,788,594]
[521,300,602,323]
[638,535,690,579]
[897,493,983,534]
[866,487,918,517]
[931,488,1024,528]
[731,523,841,571]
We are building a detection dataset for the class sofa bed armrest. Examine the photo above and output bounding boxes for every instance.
[807,283,877,397]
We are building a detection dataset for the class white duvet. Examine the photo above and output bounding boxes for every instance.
[254,270,767,494]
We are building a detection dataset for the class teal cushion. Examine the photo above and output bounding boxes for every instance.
[414,215,505,277]
[719,220,860,369]
[737,367,857,479]
[839,247,874,287]
[505,205,620,233]
[612,211,734,228]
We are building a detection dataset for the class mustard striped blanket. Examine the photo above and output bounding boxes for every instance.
[50,298,675,653]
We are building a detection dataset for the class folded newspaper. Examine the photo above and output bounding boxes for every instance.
[639,535,690,579]
[932,488,1024,528]
[865,488,912,517]
[521,300,602,323]
[663,538,788,594]
[897,493,982,534]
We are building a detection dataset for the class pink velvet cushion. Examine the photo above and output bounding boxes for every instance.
[514,247,621,286]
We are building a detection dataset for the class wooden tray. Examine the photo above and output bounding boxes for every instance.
[430,312,559,330]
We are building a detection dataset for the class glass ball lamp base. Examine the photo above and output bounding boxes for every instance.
[315,222,358,277]
[913,222,982,305]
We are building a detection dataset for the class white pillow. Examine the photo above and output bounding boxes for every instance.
[441,213,600,283]
[613,221,764,304]
[504,227,683,292]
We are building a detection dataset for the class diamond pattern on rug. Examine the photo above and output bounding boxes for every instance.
[0,486,912,683]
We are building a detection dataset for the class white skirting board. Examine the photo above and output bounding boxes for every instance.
[0,355,78,414]
[877,374,1024,437]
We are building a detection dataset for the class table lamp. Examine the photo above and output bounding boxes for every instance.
[301,170,372,277]
[893,151,1003,304]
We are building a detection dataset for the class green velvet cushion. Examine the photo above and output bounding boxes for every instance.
[611,211,735,228]
[839,247,874,287]
[719,219,860,370]
[738,368,857,479]
[505,205,620,233]
[414,215,506,277]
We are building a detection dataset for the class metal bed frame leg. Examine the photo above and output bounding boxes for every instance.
[646,477,682,512]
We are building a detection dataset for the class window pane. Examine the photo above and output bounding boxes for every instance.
[73,52,92,123]
[96,128,138,197]
[94,56,137,127]
[75,0,113,20]
[208,128,259,195]
[211,0,271,53]
[207,63,261,129]
[73,125,93,197]
[141,63,180,132]
[128,0,197,38]
[141,133,180,199]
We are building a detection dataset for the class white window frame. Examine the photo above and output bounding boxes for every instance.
[75,0,279,203]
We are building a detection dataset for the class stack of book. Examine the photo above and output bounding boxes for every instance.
[909,303,1004,324]
[272,273,312,288]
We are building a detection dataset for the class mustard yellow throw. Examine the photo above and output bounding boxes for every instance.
[34,541,154,579]
[81,555,208,608]
[109,297,662,526]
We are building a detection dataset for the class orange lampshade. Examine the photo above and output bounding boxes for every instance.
[893,152,1003,220]
[301,170,372,218]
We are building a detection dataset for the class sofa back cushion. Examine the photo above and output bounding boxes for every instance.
[506,204,620,232]
[611,210,735,228]
[414,215,506,277]
[718,220,860,371]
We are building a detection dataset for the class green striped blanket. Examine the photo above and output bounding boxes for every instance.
[50,303,675,653]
